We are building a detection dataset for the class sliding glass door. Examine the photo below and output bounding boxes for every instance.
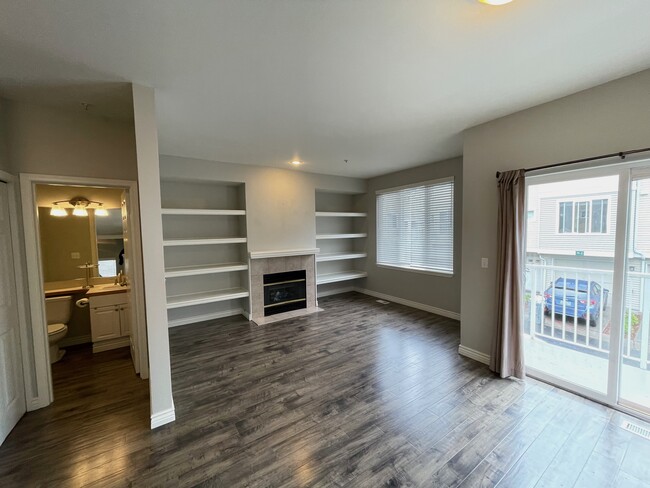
[619,172,650,415]
[524,162,650,419]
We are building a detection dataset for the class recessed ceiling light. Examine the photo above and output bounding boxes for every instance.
[290,160,303,166]
[479,0,513,5]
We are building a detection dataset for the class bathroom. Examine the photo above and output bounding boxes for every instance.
[36,184,137,379]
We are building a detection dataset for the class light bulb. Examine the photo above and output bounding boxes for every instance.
[94,205,109,217]
[50,205,67,217]
[73,206,88,217]
[290,160,303,166]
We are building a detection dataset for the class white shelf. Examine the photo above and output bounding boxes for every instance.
[163,237,247,247]
[317,271,367,285]
[316,233,367,240]
[315,212,367,218]
[316,252,367,262]
[165,262,248,278]
[166,288,250,309]
[162,208,246,216]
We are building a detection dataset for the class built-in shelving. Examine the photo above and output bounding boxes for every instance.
[166,288,250,309]
[163,237,247,247]
[315,233,366,240]
[315,190,367,292]
[161,179,250,325]
[316,252,367,262]
[162,208,246,216]
[317,271,367,285]
[165,262,248,278]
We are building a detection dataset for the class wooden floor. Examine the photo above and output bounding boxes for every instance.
[2,292,650,487]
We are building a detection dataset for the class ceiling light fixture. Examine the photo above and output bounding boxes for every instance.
[479,0,513,5]
[50,197,110,217]
[290,160,303,166]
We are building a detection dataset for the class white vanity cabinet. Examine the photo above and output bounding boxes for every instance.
[89,292,131,353]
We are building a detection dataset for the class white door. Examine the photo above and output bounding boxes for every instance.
[0,182,26,445]
[121,190,140,374]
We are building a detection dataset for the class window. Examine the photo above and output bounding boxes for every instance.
[98,258,117,277]
[376,177,454,275]
[558,198,608,234]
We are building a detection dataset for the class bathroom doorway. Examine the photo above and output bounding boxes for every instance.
[20,174,148,409]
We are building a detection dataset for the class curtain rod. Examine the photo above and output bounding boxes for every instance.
[495,147,650,179]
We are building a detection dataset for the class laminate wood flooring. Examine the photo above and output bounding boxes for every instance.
[2,292,650,487]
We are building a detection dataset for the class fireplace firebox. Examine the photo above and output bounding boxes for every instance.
[263,270,307,316]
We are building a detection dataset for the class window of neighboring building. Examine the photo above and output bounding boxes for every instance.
[558,198,608,234]
[376,177,454,275]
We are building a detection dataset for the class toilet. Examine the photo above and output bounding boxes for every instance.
[45,295,71,363]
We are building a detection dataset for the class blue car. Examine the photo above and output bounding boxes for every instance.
[543,278,608,327]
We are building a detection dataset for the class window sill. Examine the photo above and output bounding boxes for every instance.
[376,263,454,278]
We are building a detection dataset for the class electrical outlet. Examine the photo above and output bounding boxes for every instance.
[481,257,488,269]
[71,252,81,259]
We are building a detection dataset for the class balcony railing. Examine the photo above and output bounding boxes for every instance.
[525,263,650,370]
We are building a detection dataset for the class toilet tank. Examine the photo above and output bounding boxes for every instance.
[45,296,72,325]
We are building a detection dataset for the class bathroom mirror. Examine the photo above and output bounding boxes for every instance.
[36,185,125,283]
[95,208,124,278]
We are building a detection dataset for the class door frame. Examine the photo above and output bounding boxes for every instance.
[20,173,149,410]
[524,154,650,422]
[0,170,32,412]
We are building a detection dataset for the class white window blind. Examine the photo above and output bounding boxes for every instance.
[376,177,454,275]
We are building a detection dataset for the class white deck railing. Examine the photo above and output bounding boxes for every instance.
[525,263,650,370]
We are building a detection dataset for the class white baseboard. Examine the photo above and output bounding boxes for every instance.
[28,396,48,412]
[354,288,461,321]
[317,286,356,298]
[151,406,176,429]
[168,308,246,328]
[92,337,130,353]
[458,344,491,365]
[59,334,91,348]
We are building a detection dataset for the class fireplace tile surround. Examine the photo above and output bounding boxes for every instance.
[249,249,320,325]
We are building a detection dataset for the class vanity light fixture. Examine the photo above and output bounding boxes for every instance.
[478,0,513,5]
[50,197,109,217]
[290,160,303,166]
[50,205,68,217]
[94,204,109,217]
[72,204,89,217]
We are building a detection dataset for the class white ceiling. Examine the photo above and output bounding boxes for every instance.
[2,1,650,178]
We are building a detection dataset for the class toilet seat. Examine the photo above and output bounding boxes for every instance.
[47,323,67,335]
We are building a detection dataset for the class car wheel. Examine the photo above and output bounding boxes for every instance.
[589,315,598,327]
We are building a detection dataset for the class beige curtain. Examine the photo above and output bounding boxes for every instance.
[490,169,526,379]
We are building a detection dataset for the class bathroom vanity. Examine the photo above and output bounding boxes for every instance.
[86,286,131,353]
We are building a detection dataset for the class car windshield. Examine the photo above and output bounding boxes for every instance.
[554,279,589,292]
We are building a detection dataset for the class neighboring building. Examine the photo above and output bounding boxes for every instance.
[526,176,650,312]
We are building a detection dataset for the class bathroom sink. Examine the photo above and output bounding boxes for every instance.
[86,284,128,295]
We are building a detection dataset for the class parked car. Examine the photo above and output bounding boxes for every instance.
[543,278,609,327]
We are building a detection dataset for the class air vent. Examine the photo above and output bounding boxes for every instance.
[376,300,390,305]
[622,421,650,440]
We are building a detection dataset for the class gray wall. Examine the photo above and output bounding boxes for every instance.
[2,99,137,179]
[364,157,463,315]
[160,155,367,253]
[461,68,650,356]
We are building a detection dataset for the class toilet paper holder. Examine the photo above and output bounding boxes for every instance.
[75,298,89,308]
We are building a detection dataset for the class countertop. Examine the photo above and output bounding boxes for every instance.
[45,284,129,298]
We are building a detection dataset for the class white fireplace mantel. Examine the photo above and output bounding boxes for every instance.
[249,248,320,260]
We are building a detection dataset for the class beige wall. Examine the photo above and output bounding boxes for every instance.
[0,99,9,174]
[37,207,95,282]
[461,69,650,356]
[2,99,137,179]
[364,157,463,315]
[160,155,367,253]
